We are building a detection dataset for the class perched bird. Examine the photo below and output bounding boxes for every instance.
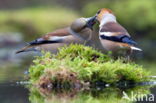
[16,17,96,54]
[95,8,142,57]
[70,16,105,52]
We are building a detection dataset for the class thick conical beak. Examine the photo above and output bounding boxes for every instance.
[85,16,96,30]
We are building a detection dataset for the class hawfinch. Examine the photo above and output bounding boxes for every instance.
[95,8,142,56]
[16,17,95,54]
[70,17,105,52]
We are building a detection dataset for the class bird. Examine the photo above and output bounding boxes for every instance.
[95,8,142,57]
[70,16,105,52]
[16,17,96,54]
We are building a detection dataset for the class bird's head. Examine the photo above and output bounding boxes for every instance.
[70,17,96,40]
[71,17,96,33]
[96,8,114,22]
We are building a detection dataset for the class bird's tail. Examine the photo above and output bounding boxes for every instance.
[130,46,142,51]
[16,36,63,54]
[16,45,37,54]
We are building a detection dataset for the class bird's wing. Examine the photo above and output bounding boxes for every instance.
[100,34,137,46]
[28,27,71,45]
[42,27,70,40]
[16,45,38,54]
[16,28,71,54]
[99,22,137,45]
[100,22,130,36]
[28,36,65,45]
[16,36,68,54]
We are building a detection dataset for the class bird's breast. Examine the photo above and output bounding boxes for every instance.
[100,39,130,53]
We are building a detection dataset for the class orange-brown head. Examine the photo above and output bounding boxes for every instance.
[96,8,114,22]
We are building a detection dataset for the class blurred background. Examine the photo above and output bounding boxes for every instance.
[0,0,156,102]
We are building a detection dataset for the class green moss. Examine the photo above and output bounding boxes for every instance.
[56,45,110,62]
[29,44,151,85]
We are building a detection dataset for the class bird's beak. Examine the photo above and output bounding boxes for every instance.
[85,16,97,30]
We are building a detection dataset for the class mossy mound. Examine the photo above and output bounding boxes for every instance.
[29,44,151,88]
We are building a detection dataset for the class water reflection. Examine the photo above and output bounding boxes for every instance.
[0,33,31,83]
[28,84,154,103]
[0,82,29,103]
[0,81,155,103]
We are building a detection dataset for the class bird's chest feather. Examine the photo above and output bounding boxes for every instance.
[100,39,130,52]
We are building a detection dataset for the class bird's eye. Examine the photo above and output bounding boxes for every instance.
[97,10,101,14]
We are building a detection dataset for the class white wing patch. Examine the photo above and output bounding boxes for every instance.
[49,36,66,41]
[99,32,115,36]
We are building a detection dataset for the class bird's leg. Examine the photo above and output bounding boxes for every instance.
[125,49,133,62]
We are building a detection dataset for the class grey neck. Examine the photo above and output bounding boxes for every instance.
[68,28,92,42]
[100,14,117,28]
[68,28,85,41]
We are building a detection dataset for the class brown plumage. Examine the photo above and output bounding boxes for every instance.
[96,8,114,21]
[16,17,97,54]
[42,28,69,40]
[100,22,130,36]
[95,8,142,57]
[16,28,84,54]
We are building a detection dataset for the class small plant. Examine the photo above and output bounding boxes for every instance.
[29,44,151,88]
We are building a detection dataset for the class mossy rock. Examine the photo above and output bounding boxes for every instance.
[29,44,151,88]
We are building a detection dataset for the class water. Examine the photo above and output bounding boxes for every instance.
[0,81,156,103]
[0,82,29,103]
